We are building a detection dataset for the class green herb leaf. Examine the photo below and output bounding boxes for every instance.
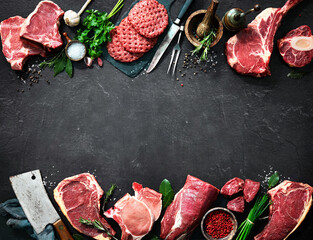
[73,234,84,240]
[75,0,124,59]
[102,184,117,212]
[191,28,216,61]
[268,171,279,189]
[65,58,73,78]
[79,218,118,240]
[287,70,306,79]
[159,179,174,209]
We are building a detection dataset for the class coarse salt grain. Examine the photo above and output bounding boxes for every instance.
[67,42,86,60]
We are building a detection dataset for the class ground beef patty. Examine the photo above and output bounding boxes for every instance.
[117,16,158,53]
[107,28,144,63]
[128,0,168,39]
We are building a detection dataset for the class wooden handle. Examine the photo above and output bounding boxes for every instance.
[63,32,72,43]
[53,219,74,240]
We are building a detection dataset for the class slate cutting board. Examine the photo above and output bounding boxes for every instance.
[102,0,175,78]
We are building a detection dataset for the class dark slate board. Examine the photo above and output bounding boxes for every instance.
[0,0,313,240]
[102,0,175,78]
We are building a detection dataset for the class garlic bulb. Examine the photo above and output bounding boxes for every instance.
[64,10,80,27]
[63,0,92,27]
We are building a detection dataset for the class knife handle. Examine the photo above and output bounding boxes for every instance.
[177,0,194,20]
[53,219,74,240]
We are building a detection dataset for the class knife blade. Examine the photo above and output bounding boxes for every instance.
[147,0,194,73]
[10,170,73,240]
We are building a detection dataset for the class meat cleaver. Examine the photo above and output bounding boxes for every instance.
[10,169,73,240]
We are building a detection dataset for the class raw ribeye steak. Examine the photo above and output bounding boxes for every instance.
[160,175,219,240]
[244,179,260,202]
[54,173,115,240]
[254,180,313,240]
[226,0,303,77]
[221,177,244,197]
[278,25,313,67]
[227,196,245,213]
[104,182,162,240]
[20,0,64,50]
[0,16,46,70]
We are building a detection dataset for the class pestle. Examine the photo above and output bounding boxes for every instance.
[196,0,219,39]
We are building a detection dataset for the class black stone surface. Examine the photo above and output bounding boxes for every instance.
[1,0,313,239]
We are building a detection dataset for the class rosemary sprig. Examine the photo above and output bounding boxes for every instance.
[191,28,217,61]
[79,218,117,240]
[102,184,117,212]
[236,171,279,240]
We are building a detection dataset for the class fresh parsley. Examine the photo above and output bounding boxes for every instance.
[39,50,73,78]
[159,179,174,209]
[191,28,217,61]
[76,0,124,59]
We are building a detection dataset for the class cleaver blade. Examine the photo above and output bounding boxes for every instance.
[10,170,73,240]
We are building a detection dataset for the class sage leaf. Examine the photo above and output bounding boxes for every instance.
[159,179,174,209]
[268,171,279,189]
[53,53,67,77]
[73,234,84,240]
[65,58,73,78]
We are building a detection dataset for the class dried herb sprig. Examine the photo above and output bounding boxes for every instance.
[191,28,217,61]
[236,171,280,240]
[79,218,117,240]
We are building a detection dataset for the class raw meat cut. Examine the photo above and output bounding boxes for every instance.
[254,180,313,240]
[221,177,244,197]
[227,196,245,213]
[160,175,219,240]
[104,182,162,240]
[244,179,260,202]
[54,173,115,240]
[278,25,313,67]
[226,0,303,77]
[0,16,46,70]
[20,0,64,50]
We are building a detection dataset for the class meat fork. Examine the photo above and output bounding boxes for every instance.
[167,25,184,76]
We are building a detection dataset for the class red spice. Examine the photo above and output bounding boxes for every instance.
[204,210,233,238]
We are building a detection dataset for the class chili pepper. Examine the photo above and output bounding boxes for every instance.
[204,210,233,238]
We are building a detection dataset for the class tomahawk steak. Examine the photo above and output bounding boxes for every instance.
[226,0,303,77]
[278,25,313,67]
[160,175,219,240]
[20,0,64,50]
[0,16,46,70]
[54,173,115,240]
[254,180,313,240]
[221,177,244,197]
[104,182,162,240]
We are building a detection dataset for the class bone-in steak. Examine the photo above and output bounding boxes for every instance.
[104,182,162,240]
[225,0,303,77]
[278,25,313,67]
[20,0,64,50]
[0,16,46,70]
[54,173,115,240]
[160,175,219,240]
[254,180,313,240]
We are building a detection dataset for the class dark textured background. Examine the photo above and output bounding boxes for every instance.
[1,0,313,239]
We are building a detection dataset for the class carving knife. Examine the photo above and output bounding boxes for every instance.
[10,170,73,240]
[146,0,194,73]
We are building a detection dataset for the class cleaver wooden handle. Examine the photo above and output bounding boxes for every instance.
[53,219,74,240]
